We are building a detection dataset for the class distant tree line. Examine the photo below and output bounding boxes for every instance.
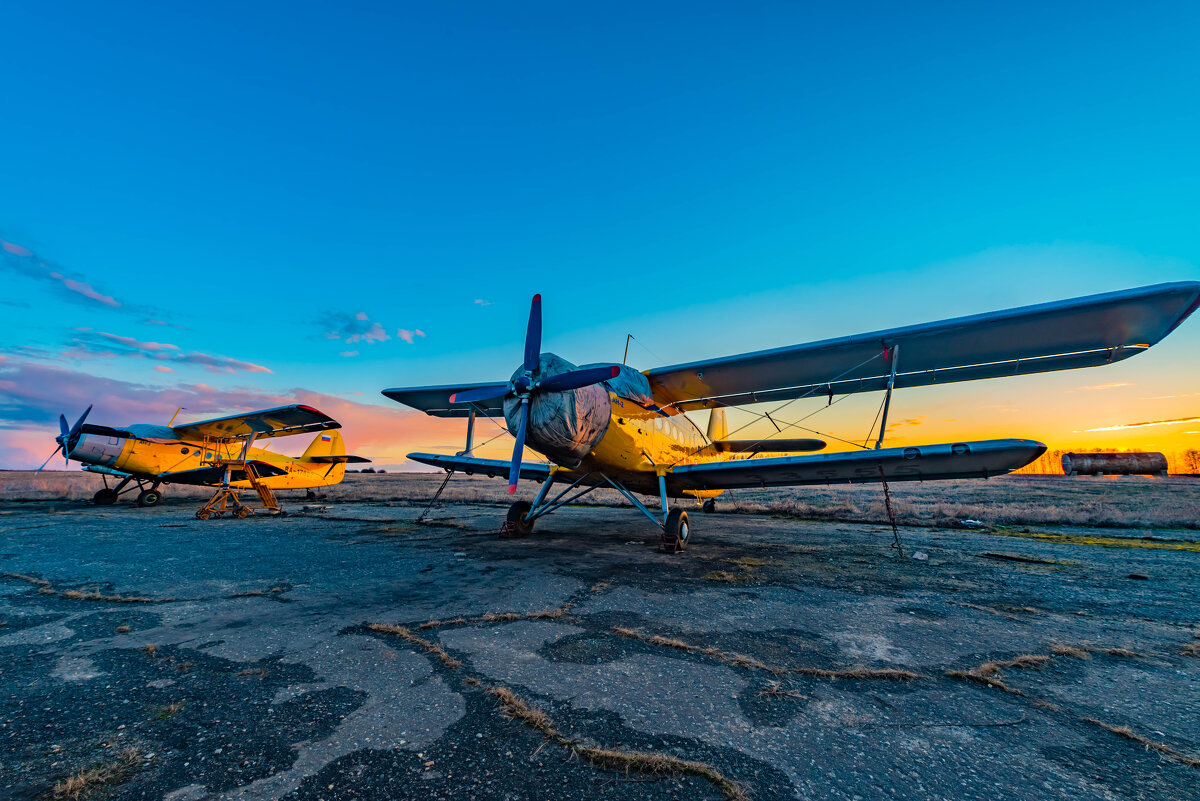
[1014,448,1200,475]
[348,468,388,473]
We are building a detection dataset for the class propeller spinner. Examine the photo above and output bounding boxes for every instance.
[448,295,620,493]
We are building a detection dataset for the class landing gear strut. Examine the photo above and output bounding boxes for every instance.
[92,474,164,507]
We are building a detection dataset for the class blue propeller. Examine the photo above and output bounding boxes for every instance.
[447,294,621,494]
[37,405,92,471]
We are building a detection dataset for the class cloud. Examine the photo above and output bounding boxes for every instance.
[1078,416,1200,433]
[321,312,391,344]
[340,351,359,358]
[143,318,186,330]
[153,365,175,373]
[0,359,468,468]
[1,235,123,309]
[62,330,272,374]
[474,298,492,306]
[398,328,426,344]
[1075,382,1133,392]
[885,416,924,429]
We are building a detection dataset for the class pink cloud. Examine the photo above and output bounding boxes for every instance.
[2,239,33,257]
[97,332,180,351]
[153,365,175,373]
[340,351,359,358]
[398,328,426,344]
[2,237,123,308]
[346,321,389,344]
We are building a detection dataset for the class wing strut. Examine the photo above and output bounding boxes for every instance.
[875,344,900,450]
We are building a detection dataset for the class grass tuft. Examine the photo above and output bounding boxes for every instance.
[484,685,559,738]
[52,747,144,798]
[4,572,51,587]
[417,604,573,630]
[367,623,462,669]
[1050,644,1091,659]
[151,701,185,720]
[756,681,807,700]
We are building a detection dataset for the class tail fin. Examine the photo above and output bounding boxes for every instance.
[301,430,344,460]
[706,408,728,442]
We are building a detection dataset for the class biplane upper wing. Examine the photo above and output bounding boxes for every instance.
[381,384,509,418]
[645,282,1200,411]
[669,439,1046,491]
[407,452,552,481]
[171,405,340,441]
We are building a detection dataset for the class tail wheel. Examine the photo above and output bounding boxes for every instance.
[93,489,118,506]
[502,500,534,537]
[660,509,689,554]
[136,489,162,508]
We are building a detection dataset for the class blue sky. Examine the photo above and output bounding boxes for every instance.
[3,2,1199,467]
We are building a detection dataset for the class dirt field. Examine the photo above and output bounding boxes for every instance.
[2,471,1198,800]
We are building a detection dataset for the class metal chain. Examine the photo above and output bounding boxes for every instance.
[877,466,904,557]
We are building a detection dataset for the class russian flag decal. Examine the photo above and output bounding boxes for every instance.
[321,434,332,442]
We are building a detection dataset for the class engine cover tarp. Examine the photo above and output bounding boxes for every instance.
[504,353,611,466]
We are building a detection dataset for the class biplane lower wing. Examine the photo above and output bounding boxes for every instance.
[407,452,552,481]
[160,460,290,486]
[669,439,1046,491]
[305,455,372,464]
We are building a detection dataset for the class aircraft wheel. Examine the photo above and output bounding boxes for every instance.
[503,501,534,537]
[93,489,118,506]
[235,507,253,519]
[305,490,316,500]
[195,509,212,520]
[660,509,689,554]
[136,489,162,507]
[702,499,716,514]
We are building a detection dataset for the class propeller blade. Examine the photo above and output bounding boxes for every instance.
[523,294,542,373]
[69,404,93,437]
[59,414,70,440]
[537,365,621,393]
[449,385,510,404]
[507,400,529,494]
[36,445,63,473]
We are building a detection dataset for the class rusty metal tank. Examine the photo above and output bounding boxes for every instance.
[1061,452,1168,476]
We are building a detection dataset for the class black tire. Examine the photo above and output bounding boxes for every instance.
[136,489,162,507]
[504,500,534,537]
[305,490,316,500]
[93,488,118,506]
[702,499,716,514]
[661,509,689,553]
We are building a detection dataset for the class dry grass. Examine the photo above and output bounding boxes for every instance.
[151,701,185,720]
[484,685,559,738]
[1180,637,1200,658]
[4,572,50,587]
[703,570,751,583]
[236,668,268,678]
[975,655,1053,677]
[115,625,131,634]
[1082,718,1200,768]
[612,626,923,681]
[417,604,573,630]
[366,623,462,669]
[481,683,746,801]
[1103,647,1143,658]
[60,589,169,603]
[756,681,807,700]
[141,644,158,657]
[52,747,144,798]
[1050,644,1092,660]
[575,746,748,801]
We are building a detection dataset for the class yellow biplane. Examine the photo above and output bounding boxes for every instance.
[40,404,369,514]
[384,283,1200,552]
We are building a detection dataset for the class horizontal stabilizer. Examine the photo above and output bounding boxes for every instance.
[712,438,826,453]
[669,439,1045,491]
[383,384,509,418]
[407,452,551,481]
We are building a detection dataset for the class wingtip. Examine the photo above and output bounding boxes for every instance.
[532,293,541,302]
[508,484,518,494]
[448,393,458,403]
